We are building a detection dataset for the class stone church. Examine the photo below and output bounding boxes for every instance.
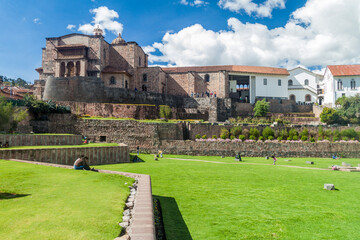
[34,27,298,104]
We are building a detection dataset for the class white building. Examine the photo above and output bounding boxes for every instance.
[322,65,360,107]
[287,67,321,104]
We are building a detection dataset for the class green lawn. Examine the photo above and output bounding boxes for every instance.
[0,160,134,240]
[0,143,119,150]
[100,154,360,240]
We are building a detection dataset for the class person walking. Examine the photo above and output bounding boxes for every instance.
[272,155,277,165]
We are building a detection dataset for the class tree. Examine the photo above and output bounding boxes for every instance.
[262,127,274,139]
[320,107,340,124]
[230,126,242,138]
[253,99,269,117]
[0,97,28,132]
[159,105,172,119]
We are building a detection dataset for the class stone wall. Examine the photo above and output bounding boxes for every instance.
[0,144,130,165]
[157,140,360,158]
[0,134,82,146]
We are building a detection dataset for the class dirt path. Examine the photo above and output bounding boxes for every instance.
[164,157,330,171]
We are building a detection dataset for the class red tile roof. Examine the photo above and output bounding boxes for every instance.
[328,65,360,76]
[162,65,289,75]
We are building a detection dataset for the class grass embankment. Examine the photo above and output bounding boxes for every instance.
[0,143,119,150]
[0,160,134,240]
[100,154,360,240]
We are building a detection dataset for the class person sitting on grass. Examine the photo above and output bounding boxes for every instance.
[74,156,98,172]
[235,152,242,161]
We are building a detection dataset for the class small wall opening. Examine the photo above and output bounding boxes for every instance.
[100,136,107,142]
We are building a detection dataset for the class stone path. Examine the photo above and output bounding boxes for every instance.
[164,157,331,171]
[5,159,156,240]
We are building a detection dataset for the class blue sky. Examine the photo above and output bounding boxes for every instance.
[1,0,359,83]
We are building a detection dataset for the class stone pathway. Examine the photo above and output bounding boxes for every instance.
[5,159,156,240]
[164,157,331,171]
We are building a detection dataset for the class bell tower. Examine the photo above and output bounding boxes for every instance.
[93,25,103,36]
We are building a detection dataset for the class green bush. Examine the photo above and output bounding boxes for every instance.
[310,137,315,142]
[230,126,242,138]
[320,107,340,124]
[253,99,269,117]
[258,136,264,141]
[301,128,309,137]
[333,136,340,141]
[280,129,289,139]
[262,126,274,139]
[195,134,201,139]
[202,134,207,139]
[249,128,260,138]
[289,129,299,138]
[277,136,283,141]
[317,137,323,141]
[340,128,358,140]
[159,105,172,119]
[318,125,324,138]
[230,135,235,140]
[293,135,299,140]
[212,135,217,139]
[342,136,349,141]
[287,137,292,140]
[220,128,230,139]
[0,97,28,132]
[239,135,246,141]
[242,129,249,138]
[268,136,274,140]
[301,136,308,141]
[249,135,256,140]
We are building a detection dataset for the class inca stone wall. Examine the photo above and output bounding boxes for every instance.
[0,144,130,165]
[0,134,82,146]
[157,140,360,158]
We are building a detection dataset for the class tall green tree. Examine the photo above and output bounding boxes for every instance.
[253,99,269,117]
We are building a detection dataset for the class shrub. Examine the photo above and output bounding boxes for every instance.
[159,105,172,119]
[230,126,242,138]
[259,136,264,141]
[195,134,201,139]
[280,129,289,139]
[318,125,324,138]
[268,136,274,140]
[301,135,308,141]
[317,137,323,141]
[325,129,332,137]
[287,137,292,140]
[293,135,299,140]
[341,128,358,140]
[301,128,309,137]
[230,135,235,140]
[277,136,283,141]
[202,134,207,139]
[333,136,340,141]
[310,137,315,142]
[212,135,217,139]
[253,99,269,117]
[249,135,256,140]
[275,118,284,124]
[249,128,260,138]
[289,129,299,138]
[262,126,274,139]
[228,117,237,124]
[220,128,230,139]
[320,107,340,124]
[342,136,349,141]
[242,129,249,138]
[239,135,246,141]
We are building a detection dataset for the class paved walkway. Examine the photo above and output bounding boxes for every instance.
[164,157,331,171]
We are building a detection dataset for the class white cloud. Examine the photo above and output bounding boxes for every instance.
[180,0,209,7]
[218,0,285,17]
[77,6,123,36]
[66,24,76,31]
[146,0,360,70]
[33,18,41,24]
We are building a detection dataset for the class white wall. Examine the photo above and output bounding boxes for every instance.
[255,75,288,99]
[288,67,318,103]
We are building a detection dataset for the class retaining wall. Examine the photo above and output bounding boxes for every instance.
[0,134,82,146]
[0,144,130,165]
[156,140,360,158]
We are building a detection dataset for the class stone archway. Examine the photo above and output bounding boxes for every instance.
[60,62,65,77]
[75,61,81,76]
[66,62,75,77]
[289,94,296,102]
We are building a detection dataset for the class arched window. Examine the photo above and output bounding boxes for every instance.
[205,74,210,82]
[66,62,74,77]
[351,79,356,90]
[289,94,296,102]
[337,79,343,90]
[143,74,148,82]
[60,62,65,77]
[110,76,116,85]
[239,84,244,89]
[75,61,81,76]
[304,79,309,85]
[305,94,311,102]
[288,79,293,86]
[125,80,128,89]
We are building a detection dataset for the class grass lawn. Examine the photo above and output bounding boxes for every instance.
[100,154,360,240]
[0,160,134,240]
[0,143,119,150]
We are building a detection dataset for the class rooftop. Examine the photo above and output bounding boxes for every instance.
[328,64,360,76]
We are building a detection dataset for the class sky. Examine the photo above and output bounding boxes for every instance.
[1,0,360,83]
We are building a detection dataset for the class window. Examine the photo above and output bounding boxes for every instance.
[278,79,281,86]
[288,80,293,86]
[351,79,356,90]
[110,76,116,85]
[100,136,106,142]
[143,74,148,82]
[263,78,267,85]
[305,94,311,102]
[337,79,343,90]
[205,74,210,82]
[289,95,296,102]
[125,80,128,89]
[142,84,147,91]
[304,79,309,86]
